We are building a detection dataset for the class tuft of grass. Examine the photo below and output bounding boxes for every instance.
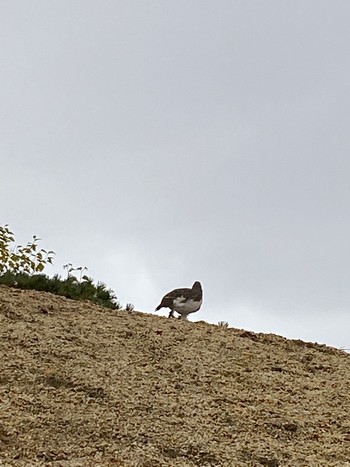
[218,321,229,328]
[0,271,121,310]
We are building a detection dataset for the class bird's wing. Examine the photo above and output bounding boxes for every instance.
[156,287,191,309]
[163,287,191,300]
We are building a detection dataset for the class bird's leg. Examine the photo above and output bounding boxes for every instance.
[168,309,175,318]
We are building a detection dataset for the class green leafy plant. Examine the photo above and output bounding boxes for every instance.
[63,263,88,281]
[0,225,122,310]
[0,224,55,274]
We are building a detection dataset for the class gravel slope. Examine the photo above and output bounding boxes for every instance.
[0,285,350,466]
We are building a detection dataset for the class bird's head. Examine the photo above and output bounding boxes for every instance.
[192,281,202,291]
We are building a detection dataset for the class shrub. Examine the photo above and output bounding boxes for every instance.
[0,224,121,310]
[0,270,121,310]
[0,224,55,274]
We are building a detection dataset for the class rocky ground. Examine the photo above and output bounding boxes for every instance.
[0,285,350,466]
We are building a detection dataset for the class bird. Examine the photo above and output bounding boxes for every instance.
[155,281,203,320]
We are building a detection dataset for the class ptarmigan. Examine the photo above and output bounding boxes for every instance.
[155,281,203,320]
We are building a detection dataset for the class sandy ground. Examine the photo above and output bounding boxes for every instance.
[0,285,350,466]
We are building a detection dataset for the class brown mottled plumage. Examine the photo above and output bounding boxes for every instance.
[155,281,203,320]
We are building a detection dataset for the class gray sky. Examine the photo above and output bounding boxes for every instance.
[2,1,350,349]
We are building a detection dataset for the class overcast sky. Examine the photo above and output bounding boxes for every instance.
[2,1,350,349]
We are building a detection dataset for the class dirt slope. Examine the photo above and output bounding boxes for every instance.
[0,285,350,466]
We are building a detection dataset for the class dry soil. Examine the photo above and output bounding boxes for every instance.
[0,285,350,466]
